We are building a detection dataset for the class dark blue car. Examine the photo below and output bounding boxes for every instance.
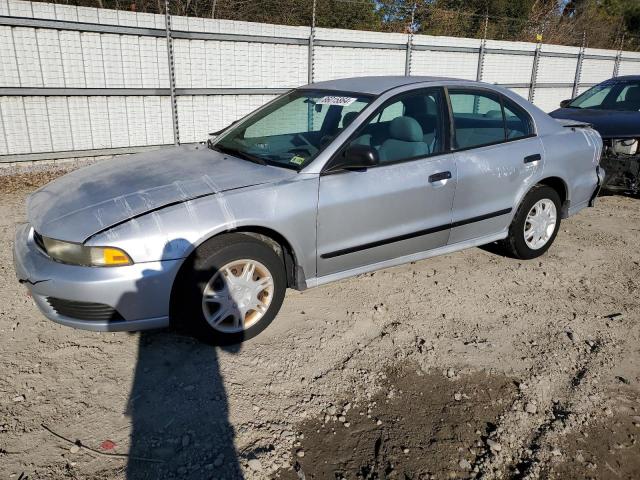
[550,76,640,194]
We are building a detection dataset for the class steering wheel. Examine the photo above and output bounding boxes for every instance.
[292,133,319,156]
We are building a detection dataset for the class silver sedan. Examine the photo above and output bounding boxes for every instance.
[14,76,604,343]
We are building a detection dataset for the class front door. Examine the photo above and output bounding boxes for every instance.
[316,87,457,278]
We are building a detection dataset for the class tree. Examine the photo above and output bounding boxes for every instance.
[28,0,640,49]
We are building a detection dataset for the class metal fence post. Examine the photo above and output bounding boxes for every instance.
[164,0,179,145]
[613,32,624,78]
[404,2,416,76]
[404,31,413,76]
[307,0,316,84]
[476,13,488,81]
[528,41,541,103]
[572,32,586,99]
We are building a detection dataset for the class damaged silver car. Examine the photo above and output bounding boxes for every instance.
[14,76,604,343]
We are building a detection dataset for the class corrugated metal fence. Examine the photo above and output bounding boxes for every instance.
[1,0,640,163]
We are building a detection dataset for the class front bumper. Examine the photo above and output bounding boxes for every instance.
[12,224,183,332]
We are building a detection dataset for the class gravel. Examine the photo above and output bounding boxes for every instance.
[1,171,639,479]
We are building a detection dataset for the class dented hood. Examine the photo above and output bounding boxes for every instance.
[28,145,294,242]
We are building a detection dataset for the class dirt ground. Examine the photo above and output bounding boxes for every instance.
[1,166,639,480]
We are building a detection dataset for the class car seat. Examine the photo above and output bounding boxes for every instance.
[404,95,439,147]
[484,109,503,119]
[342,111,374,147]
[342,111,359,127]
[378,116,430,162]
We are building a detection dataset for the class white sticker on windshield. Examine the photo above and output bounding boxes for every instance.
[316,96,357,106]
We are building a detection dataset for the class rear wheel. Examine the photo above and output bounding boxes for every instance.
[172,233,286,344]
[503,185,561,259]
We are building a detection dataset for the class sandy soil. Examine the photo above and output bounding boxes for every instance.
[1,171,639,480]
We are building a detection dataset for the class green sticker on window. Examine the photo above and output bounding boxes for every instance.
[290,155,305,165]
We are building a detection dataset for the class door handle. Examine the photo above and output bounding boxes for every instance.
[429,171,452,183]
[524,154,542,163]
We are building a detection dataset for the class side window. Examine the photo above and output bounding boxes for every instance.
[614,84,640,110]
[374,101,404,123]
[449,90,505,149]
[615,85,631,102]
[503,99,532,139]
[348,89,445,164]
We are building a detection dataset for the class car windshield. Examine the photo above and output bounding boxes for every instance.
[210,90,372,169]
[568,80,640,112]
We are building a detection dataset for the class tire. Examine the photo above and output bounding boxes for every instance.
[503,185,562,260]
[171,233,286,344]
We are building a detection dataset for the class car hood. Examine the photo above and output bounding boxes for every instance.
[28,145,295,243]
[549,108,640,139]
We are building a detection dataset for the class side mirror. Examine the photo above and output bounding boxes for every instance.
[560,99,572,108]
[330,144,379,171]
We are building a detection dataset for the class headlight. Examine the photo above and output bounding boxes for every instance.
[37,233,133,267]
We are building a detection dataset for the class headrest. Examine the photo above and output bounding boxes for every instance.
[389,116,424,142]
[404,95,437,116]
[342,111,359,127]
[484,109,503,119]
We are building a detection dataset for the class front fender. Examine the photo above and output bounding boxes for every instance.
[87,175,320,280]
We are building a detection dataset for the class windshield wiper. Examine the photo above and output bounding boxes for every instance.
[211,144,267,165]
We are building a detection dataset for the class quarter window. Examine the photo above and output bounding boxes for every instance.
[503,99,532,140]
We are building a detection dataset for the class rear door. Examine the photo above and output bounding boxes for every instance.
[447,88,544,244]
[316,87,457,278]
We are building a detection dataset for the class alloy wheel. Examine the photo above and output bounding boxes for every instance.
[201,259,274,333]
[523,199,557,250]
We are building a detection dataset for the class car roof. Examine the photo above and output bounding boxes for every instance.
[297,75,463,95]
[602,75,640,83]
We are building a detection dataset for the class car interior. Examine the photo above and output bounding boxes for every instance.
[346,91,529,159]
[348,94,441,163]
[228,89,531,168]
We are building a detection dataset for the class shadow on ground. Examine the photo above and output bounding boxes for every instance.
[121,240,245,479]
[125,330,243,479]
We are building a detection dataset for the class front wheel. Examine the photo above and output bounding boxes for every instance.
[503,185,561,260]
[171,233,286,344]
